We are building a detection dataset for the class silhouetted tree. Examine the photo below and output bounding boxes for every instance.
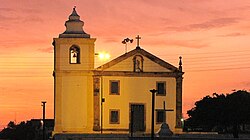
[7,121,16,129]
[186,90,250,138]
[0,121,39,140]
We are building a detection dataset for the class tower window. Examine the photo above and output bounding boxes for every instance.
[70,46,80,64]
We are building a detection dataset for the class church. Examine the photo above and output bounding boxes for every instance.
[52,8,184,138]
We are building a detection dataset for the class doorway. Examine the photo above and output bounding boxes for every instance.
[130,104,145,132]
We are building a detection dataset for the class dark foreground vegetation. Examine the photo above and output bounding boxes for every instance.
[0,119,53,140]
[185,90,250,138]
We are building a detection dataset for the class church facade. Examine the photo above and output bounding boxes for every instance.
[53,8,184,136]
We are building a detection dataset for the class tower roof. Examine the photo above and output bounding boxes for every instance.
[59,7,90,38]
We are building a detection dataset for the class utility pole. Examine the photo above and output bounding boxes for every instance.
[41,101,46,140]
[150,89,157,140]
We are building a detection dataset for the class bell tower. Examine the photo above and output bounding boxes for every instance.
[53,7,96,134]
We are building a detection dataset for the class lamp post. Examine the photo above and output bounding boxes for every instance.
[149,89,157,140]
[181,118,184,130]
[41,101,46,140]
[101,96,105,134]
[94,54,110,134]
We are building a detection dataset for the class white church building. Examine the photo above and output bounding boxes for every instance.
[52,8,184,138]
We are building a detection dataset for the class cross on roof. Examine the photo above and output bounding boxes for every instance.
[135,35,141,47]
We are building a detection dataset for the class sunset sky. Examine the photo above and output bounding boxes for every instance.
[1,0,250,129]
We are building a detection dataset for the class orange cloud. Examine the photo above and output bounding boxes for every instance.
[165,18,240,32]
[218,32,246,37]
[38,47,53,53]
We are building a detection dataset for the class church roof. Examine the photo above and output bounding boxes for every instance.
[96,47,180,72]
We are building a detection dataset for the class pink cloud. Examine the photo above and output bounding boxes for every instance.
[141,38,210,49]
[0,14,18,22]
[0,7,43,25]
[23,16,44,23]
[218,32,246,37]
[165,18,240,32]
[37,47,53,53]
[189,18,239,29]
[240,81,250,88]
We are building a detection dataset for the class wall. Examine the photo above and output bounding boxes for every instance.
[101,76,176,132]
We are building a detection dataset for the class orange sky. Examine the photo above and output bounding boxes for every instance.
[1,0,250,130]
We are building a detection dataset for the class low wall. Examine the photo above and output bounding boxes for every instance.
[53,133,250,140]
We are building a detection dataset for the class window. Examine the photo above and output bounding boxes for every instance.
[110,80,120,95]
[156,81,166,95]
[110,110,120,124]
[70,46,80,64]
[156,110,165,123]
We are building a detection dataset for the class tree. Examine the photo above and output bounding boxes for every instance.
[186,90,250,137]
[7,121,16,129]
[0,121,38,140]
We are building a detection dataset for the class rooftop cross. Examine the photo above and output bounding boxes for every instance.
[135,35,141,47]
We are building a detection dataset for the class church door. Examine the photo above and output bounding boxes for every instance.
[130,104,145,132]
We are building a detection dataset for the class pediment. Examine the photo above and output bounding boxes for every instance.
[96,47,179,73]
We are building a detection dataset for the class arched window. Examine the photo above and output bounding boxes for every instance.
[69,45,80,64]
[133,55,144,72]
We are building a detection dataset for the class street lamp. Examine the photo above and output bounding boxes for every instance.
[149,89,157,140]
[95,52,110,60]
[41,101,46,140]
[181,118,184,130]
[94,52,110,133]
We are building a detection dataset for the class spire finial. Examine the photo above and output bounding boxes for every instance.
[179,56,182,71]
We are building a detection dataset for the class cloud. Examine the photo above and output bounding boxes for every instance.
[37,47,53,53]
[102,37,120,43]
[0,7,40,14]
[0,40,25,48]
[23,16,44,23]
[0,7,43,24]
[165,39,209,48]
[20,8,40,13]
[190,18,239,29]
[217,32,246,37]
[0,8,17,12]
[0,8,20,22]
[0,14,19,22]
[0,26,8,31]
[0,39,45,48]
[166,17,240,32]
[144,38,209,49]
[240,81,250,87]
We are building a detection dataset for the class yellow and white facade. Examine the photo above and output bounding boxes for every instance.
[53,8,184,136]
